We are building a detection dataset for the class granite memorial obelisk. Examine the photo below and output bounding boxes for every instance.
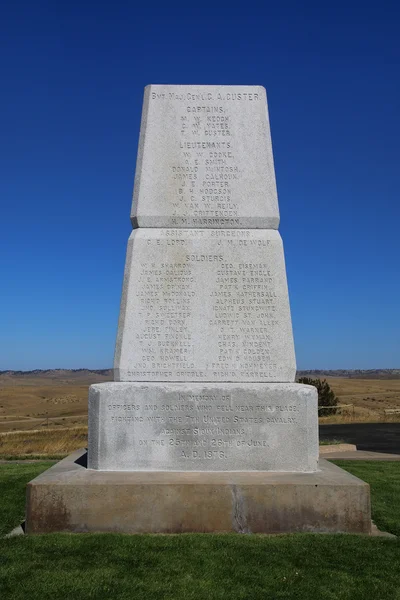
[26,86,371,534]
[88,85,318,472]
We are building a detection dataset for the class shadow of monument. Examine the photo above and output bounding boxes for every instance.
[74,449,88,468]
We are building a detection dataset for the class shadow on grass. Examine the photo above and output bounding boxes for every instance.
[0,533,399,600]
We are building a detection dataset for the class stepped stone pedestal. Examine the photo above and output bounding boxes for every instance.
[26,85,371,534]
[25,450,371,534]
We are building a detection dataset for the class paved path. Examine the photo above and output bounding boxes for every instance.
[320,423,400,455]
[323,450,400,460]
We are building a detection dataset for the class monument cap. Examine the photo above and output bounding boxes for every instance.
[131,84,280,229]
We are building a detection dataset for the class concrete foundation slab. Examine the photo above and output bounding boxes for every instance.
[26,449,371,535]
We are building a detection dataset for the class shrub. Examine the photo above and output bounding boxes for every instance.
[298,377,339,416]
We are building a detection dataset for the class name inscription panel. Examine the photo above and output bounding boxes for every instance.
[131,85,279,228]
[114,229,296,382]
[88,383,318,472]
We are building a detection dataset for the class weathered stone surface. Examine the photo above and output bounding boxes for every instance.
[88,382,318,472]
[25,84,372,535]
[26,449,371,534]
[131,85,279,229]
[114,228,296,383]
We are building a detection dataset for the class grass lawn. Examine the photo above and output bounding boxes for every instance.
[0,461,399,600]
[333,460,400,537]
[0,462,55,537]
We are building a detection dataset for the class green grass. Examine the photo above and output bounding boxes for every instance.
[0,461,399,600]
[0,462,54,537]
[333,460,400,537]
[319,438,345,445]
[0,533,399,600]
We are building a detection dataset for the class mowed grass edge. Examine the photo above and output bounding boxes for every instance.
[0,461,399,600]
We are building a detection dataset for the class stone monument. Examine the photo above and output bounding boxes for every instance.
[26,85,371,534]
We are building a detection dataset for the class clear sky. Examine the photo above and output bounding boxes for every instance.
[1,1,399,370]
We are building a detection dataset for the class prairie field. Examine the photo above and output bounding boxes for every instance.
[0,426,88,458]
[0,371,399,439]
[318,376,400,424]
[0,370,110,434]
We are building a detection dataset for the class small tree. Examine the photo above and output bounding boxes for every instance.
[298,377,339,416]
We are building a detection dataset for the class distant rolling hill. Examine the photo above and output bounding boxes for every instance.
[297,369,400,380]
[1,368,399,381]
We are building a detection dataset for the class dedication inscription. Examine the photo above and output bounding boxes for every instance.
[89,383,317,472]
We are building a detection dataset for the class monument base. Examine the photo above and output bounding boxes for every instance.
[26,449,371,534]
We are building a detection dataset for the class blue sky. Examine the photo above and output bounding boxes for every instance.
[1,1,399,370]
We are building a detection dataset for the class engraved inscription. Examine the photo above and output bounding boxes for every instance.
[168,99,243,227]
[132,85,279,228]
[117,229,294,381]
[118,229,296,382]
[106,392,301,463]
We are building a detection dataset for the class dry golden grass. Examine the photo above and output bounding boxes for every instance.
[0,373,399,456]
[0,372,109,433]
[0,373,399,437]
[317,377,400,423]
[0,426,88,457]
